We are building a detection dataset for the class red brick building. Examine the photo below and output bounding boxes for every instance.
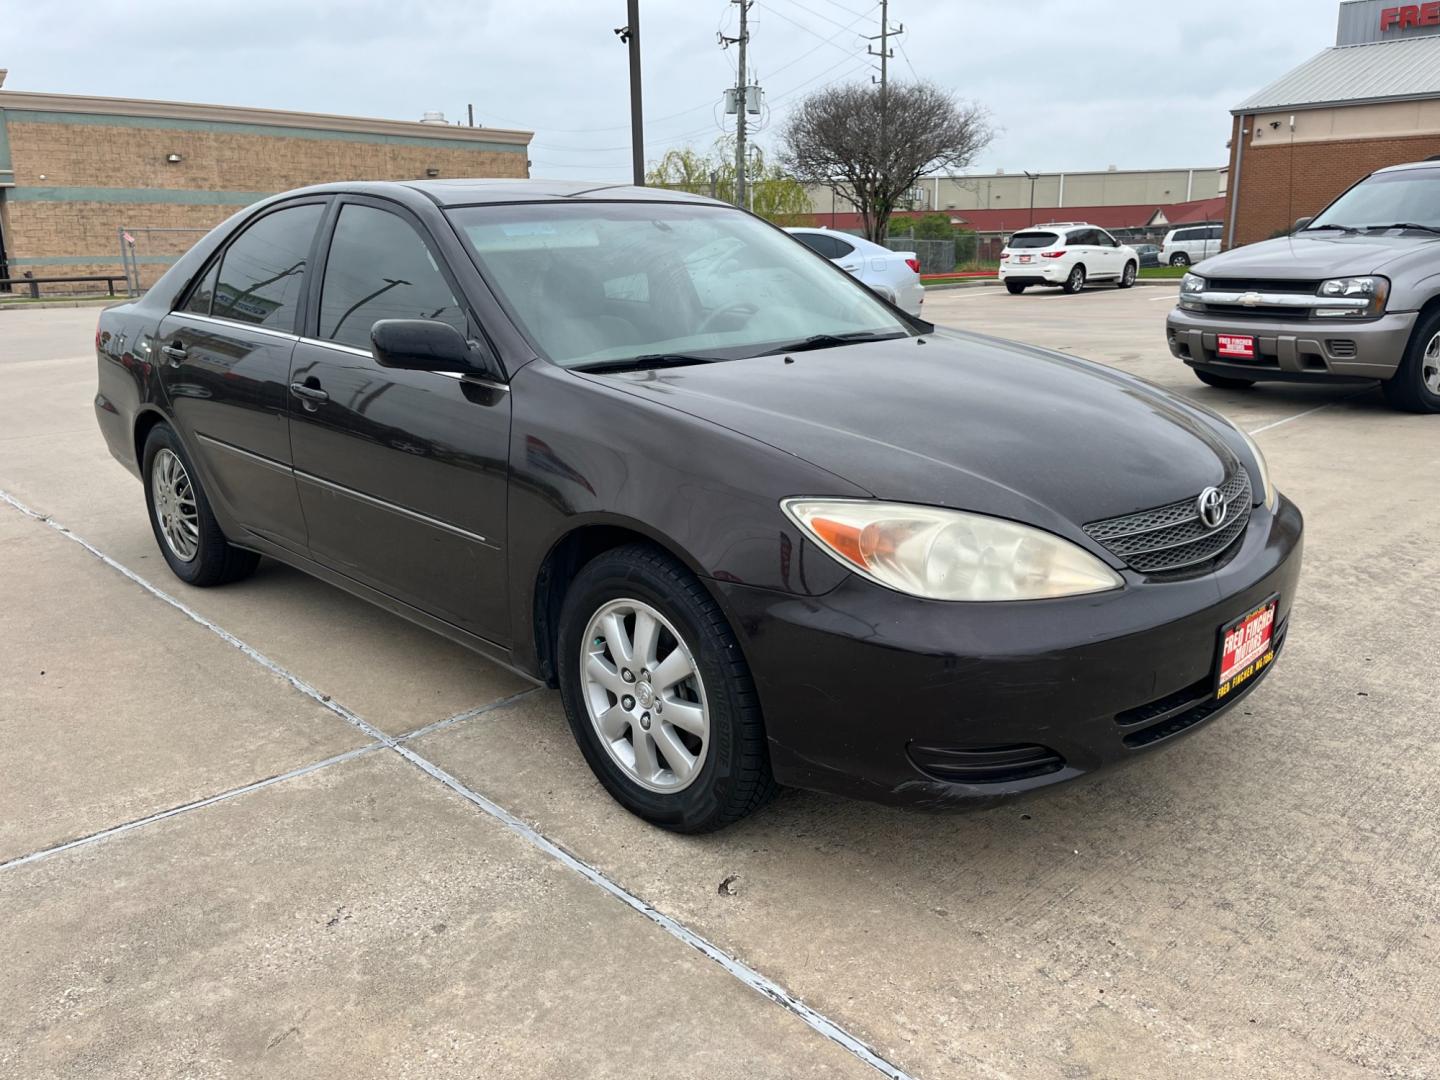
[1225,0,1440,247]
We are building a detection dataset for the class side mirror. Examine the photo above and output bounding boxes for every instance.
[1293,216,1313,233]
[371,319,492,377]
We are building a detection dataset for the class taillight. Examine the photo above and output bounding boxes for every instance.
[904,257,920,274]
[1041,251,1065,259]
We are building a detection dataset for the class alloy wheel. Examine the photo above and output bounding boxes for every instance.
[1069,267,1084,291]
[151,448,200,562]
[580,598,710,793]
[1423,331,1440,395]
[1124,263,1136,286]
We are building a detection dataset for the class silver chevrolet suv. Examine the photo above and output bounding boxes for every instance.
[1166,159,1440,413]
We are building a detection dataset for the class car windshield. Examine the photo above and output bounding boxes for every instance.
[1309,170,1440,231]
[1007,231,1061,249]
[447,201,912,368]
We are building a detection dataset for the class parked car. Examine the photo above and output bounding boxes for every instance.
[1166,159,1440,413]
[785,226,923,315]
[1161,224,1223,267]
[1134,243,1162,268]
[95,180,1302,832]
[998,224,1140,294]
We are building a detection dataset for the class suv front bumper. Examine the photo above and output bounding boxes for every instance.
[1166,307,1416,381]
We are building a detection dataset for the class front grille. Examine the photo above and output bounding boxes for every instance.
[1204,278,1318,294]
[1084,470,1252,575]
[1200,303,1311,321]
[909,743,1065,785]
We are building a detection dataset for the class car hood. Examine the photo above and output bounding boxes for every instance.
[1197,233,1440,279]
[594,330,1237,537]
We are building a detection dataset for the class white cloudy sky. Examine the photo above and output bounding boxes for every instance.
[5,0,1337,179]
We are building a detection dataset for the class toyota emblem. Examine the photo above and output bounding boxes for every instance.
[1196,486,1226,530]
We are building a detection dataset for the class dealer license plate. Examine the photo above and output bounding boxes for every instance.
[1216,334,1256,360]
[1215,596,1278,701]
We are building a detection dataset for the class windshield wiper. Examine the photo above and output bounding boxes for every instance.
[1363,222,1440,236]
[756,330,908,356]
[570,352,724,374]
[1301,223,1359,234]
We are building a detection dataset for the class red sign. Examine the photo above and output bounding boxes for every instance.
[1380,3,1440,31]
[1217,599,1277,700]
[1217,334,1256,359]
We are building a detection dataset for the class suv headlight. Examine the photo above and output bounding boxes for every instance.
[1315,276,1388,318]
[1178,272,1205,310]
[782,499,1122,601]
[1235,428,1278,510]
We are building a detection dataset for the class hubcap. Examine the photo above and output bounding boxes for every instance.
[1071,269,1083,289]
[1423,331,1440,395]
[580,598,709,793]
[151,449,199,562]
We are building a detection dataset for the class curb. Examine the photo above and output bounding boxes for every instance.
[0,297,124,311]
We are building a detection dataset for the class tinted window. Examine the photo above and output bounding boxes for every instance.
[1008,231,1061,249]
[1177,228,1202,242]
[1207,225,1223,239]
[212,204,322,329]
[182,261,219,315]
[1067,229,1094,246]
[831,238,857,258]
[319,204,466,350]
[794,232,839,259]
[1096,230,1118,247]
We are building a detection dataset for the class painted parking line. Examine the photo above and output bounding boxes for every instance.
[0,487,921,1080]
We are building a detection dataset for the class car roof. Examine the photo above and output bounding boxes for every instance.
[1372,159,1440,176]
[268,178,723,209]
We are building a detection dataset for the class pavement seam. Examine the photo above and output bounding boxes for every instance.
[393,687,547,744]
[0,488,921,1080]
[0,745,384,871]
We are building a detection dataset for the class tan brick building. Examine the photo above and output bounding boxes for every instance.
[0,90,532,294]
[1225,0,1440,247]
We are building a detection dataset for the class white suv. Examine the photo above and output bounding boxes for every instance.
[1160,224,1222,267]
[998,223,1139,294]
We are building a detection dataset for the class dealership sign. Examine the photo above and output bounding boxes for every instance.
[1338,0,1440,43]
[1380,4,1440,30]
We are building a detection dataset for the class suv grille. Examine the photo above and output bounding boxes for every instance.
[1084,470,1253,574]
[1204,278,1318,294]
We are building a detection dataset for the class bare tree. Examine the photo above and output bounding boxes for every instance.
[780,81,993,242]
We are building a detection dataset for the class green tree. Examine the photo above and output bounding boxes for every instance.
[647,140,812,225]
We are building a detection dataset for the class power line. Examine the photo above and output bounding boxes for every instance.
[809,0,875,16]
[772,0,874,34]
[760,2,877,79]
[755,1,869,54]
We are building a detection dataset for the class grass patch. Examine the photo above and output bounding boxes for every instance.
[1139,266,1188,279]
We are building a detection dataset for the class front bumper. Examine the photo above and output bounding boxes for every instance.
[715,496,1303,809]
[1166,307,1416,381]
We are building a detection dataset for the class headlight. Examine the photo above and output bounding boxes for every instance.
[1178,272,1205,310]
[1235,428,1277,510]
[782,499,1123,602]
[1314,276,1388,318]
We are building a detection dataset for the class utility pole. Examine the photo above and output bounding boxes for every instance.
[868,0,904,141]
[720,0,752,209]
[615,2,645,186]
[1024,170,1038,226]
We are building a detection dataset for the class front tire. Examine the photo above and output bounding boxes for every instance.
[142,423,259,586]
[1194,369,1256,390]
[1005,281,1027,295]
[1118,261,1138,288]
[556,544,777,832]
[1062,264,1087,294]
[1381,310,1440,413]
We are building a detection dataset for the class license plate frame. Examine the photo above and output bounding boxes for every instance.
[1216,333,1257,360]
[1215,594,1279,701]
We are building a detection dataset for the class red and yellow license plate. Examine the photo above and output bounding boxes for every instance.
[1216,596,1278,700]
[1217,334,1256,360]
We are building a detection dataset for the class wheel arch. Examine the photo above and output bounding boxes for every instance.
[132,406,171,468]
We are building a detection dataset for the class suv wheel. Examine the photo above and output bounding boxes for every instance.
[556,544,777,832]
[1062,265,1087,294]
[1169,252,1191,267]
[1005,281,1027,295]
[1118,261,1138,289]
[142,423,260,586]
[1382,310,1440,413]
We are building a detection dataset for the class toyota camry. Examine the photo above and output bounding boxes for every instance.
[94,180,1303,832]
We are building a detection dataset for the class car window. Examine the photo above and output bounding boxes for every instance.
[451,201,909,368]
[318,203,466,350]
[1207,225,1223,240]
[181,261,219,315]
[1008,231,1061,249]
[1096,230,1117,248]
[1068,229,1093,246]
[211,203,323,330]
[1180,228,1202,242]
[794,232,839,259]
[831,238,856,258]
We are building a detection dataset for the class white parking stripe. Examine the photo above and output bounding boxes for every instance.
[1247,390,1370,435]
[0,488,925,1080]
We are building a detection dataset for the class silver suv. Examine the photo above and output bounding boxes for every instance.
[1166,159,1440,413]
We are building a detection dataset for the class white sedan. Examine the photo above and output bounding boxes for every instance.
[786,227,924,316]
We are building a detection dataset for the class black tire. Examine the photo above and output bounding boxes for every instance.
[556,543,777,832]
[1005,281,1027,295]
[1380,308,1440,414]
[1062,264,1087,294]
[1194,369,1256,390]
[1169,252,1191,267]
[141,423,259,586]
[1118,261,1138,289]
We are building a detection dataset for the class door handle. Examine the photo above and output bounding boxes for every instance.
[289,381,329,404]
[161,342,188,362]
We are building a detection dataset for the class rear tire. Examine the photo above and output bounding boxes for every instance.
[556,543,777,832]
[1169,252,1191,267]
[1194,369,1256,390]
[1380,309,1440,414]
[1005,281,1027,295]
[142,423,260,587]
[1062,265,1087,294]
[1118,261,1138,289]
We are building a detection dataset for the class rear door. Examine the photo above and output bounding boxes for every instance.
[287,196,512,644]
[1094,229,1125,277]
[155,199,326,552]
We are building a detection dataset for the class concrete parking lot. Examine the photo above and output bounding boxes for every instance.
[3,286,1437,1079]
